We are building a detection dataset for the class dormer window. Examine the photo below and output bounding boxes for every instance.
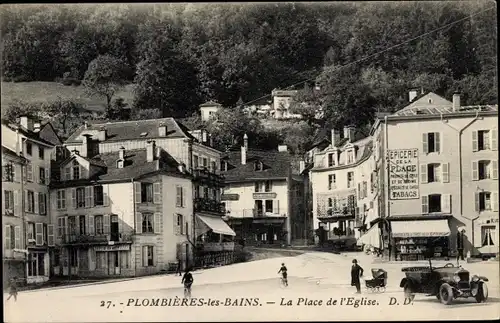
[72,160,80,180]
[346,149,355,164]
[117,159,124,169]
[254,161,263,171]
[327,153,336,167]
[220,161,227,172]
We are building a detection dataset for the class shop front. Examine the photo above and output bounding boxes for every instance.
[26,248,50,284]
[475,216,498,258]
[390,219,451,261]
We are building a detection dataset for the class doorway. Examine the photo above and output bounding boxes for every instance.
[108,251,120,275]
[110,215,119,242]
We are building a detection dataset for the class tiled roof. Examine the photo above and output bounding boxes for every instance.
[392,105,498,117]
[1,146,26,161]
[221,149,293,182]
[2,121,58,146]
[65,118,195,143]
[312,136,373,171]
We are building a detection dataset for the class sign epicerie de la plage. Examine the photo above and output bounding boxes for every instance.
[388,148,419,200]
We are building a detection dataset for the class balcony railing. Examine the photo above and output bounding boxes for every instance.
[194,198,225,214]
[317,206,356,220]
[226,208,283,218]
[196,241,235,252]
[192,167,225,185]
[61,231,133,245]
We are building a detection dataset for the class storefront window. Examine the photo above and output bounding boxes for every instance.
[481,226,496,246]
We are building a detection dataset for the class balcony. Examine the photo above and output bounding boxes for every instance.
[194,198,225,214]
[61,231,133,245]
[317,206,356,221]
[192,167,225,186]
[327,228,356,240]
[196,241,235,252]
[226,208,284,218]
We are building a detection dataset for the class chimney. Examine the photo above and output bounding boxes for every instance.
[202,130,208,143]
[243,133,248,152]
[330,129,341,147]
[299,160,305,174]
[20,116,33,131]
[453,92,461,111]
[158,121,167,137]
[98,126,107,141]
[278,145,288,152]
[146,140,155,162]
[209,133,214,147]
[33,123,41,133]
[119,146,125,160]
[81,134,92,158]
[343,126,355,143]
[241,145,246,165]
[409,89,418,102]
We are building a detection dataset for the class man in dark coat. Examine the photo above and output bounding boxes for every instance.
[456,229,465,262]
[351,259,364,294]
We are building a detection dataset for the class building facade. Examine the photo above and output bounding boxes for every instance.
[2,117,61,284]
[221,135,306,246]
[370,92,498,260]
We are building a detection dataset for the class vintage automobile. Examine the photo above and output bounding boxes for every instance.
[400,262,489,305]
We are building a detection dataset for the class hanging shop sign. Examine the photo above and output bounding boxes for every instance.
[95,245,130,252]
[388,148,419,200]
[253,192,277,199]
[221,194,240,201]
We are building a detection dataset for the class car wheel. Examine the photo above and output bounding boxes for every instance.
[439,283,454,305]
[404,282,415,302]
[475,282,488,303]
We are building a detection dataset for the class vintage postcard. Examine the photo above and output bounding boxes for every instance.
[2,1,499,322]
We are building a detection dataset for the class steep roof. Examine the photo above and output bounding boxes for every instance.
[65,118,195,143]
[221,149,293,182]
[311,136,373,171]
[3,121,58,147]
[2,146,26,161]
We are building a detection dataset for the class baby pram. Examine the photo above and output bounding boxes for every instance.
[365,268,387,293]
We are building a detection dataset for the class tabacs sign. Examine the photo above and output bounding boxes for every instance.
[388,148,420,200]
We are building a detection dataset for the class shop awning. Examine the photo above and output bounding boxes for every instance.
[391,220,451,238]
[358,225,381,248]
[196,215,236,236]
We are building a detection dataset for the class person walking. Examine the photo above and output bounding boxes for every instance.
[456,229,465,263]
[351,259,364,294]
[6,277,18,302]
[176,259,182,276]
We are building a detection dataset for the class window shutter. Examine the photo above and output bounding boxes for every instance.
[435,132,441,153]
[492,160,498,180]
[174,214,180,235]
[182,187,186,208]
[357,183,361,200]
[64,166,71,180]
[142,246,148,267]
[176,186,182,206]
[34,192,39,214]
[441,194,451,214]
[442,163,449,183]
[103,185,109,206]
[492,192,499,212]
[88,215,95,235]
[89,186,94,207]
[14,226,21,249]
[14,190,19,214]
[472,131,478,152]
[422,133,428,154]
[35,222,43,246]
[71,188,76,208]
[64,216,69,237]
[103,214,110,234]
[420,164,428,184]
[85,187,91,208]
[24,190,28,212]
[490,129,497,151]
[136,212,142,234]
[45,168,50,185]
[39,193,46,215]
[134,182,141,203]
[474,193,480,212]
[153,183,161,204]
[22,165,27,183]
[421,195,429,214]
[153,246,157,267]
[154,212,162,234]
[472,161,479,181]
[14,165,20,182]
[5,225,11,250]
[75,216,80,235]
[57,217,62,239]
[47,224,55,246]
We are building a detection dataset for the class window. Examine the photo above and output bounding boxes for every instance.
[143,245,154,266]
[177,214,184,235]
[142,213,154,233]
[176,186,184,207]
[427,163,441,182]
[478,192,492,211]
[265,200,273,213]
[141,183,153,203]
[79,216,86,235]
[203,187,209,199]
[428,194,442,213]
[56,190,66,210]
[39,167,46,184]
[39,147,44,160]
[68,216,77,235]
[362,181,368,198]
[478,161,491,180]
[347,172,354,188]
[423,132,440,153]
[264,181,272,192]
[57,217,66,238]
[94,185,104,206]
[27,222,35,241]
[26,142,32,156]
[194,185,200,199]
[481,226,496,247]
[328,153,335,167]
[3,162,14,182]
[43,224,47,245]
[254,161,263,171]
[95,215,104,234]
[4,190,14,211]
[69,249,77,267]
[27,190,35,213]
[346,150,355,164]
[76,187,85,208]
[96,252,106,269]
[38,193,46,215]
[26,162,33,182]
[220,161,227,172]
[202,158,208,168]
[27,252,45,277]
[328,198,333,208]
[328,174,336,190]
[193,156,199,169]
[254,182,261,192]
[477,130,490,151]
[72,161,80,180]
[211,161,217,173]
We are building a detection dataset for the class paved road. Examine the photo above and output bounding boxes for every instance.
[4,252,499,322]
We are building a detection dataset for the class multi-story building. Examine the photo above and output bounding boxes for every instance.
[220,135,306,246]
[2,146,28,285]
[308,126,378,249]
[60,118,233,271]
[1,117,61,284]
[370,91,498,260]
